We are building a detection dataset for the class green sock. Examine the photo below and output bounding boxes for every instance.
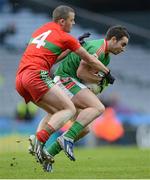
[47,141,62,157]
[47,122,84,156]
[64,121,84,140]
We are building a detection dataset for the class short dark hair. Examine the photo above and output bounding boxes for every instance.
[52,5,75,22]
[106,25,130,41]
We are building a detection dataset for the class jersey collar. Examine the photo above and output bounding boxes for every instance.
[50,22,62,30]
[96,39,108,57]
[104,39,108,53]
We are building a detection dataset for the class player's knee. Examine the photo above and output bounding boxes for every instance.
[96,104,105,115]
[67,105,76,118]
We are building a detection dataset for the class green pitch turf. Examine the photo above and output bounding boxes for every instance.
[0,135,150,179]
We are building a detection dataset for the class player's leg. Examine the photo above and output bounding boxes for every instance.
[75,125,90,141]
[37,125,90,172]
[28,86,77,171]
[44,113,90,172]
[20,70,76,163]
[34,84,77,163]
[46,125,90,157]
[41,75,108,170]
[46,109,90,156]
[28,113,52,155]
[30,105,56,166]
[28,105,57,155]
[54,76,105,127]
[33,109,90,172]
[36,114,52,132]
[58,88,105,160]
[51,76,104,160]
[36,84,76,137]
[72,88,105,126]
[28,113,56,172]
[68,109,90,141]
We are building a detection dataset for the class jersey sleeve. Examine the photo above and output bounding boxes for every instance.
[85,45,97,55]
[63,34,81,52]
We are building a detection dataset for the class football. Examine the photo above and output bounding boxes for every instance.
[84,83,102,94]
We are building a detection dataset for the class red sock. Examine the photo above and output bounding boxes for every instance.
[36,123,55,143]
[36,130,50,143]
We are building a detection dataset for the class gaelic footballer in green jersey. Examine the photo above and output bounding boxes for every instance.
[54,39,110,96]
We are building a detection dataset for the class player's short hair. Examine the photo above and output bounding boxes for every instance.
[52,5,75,22]
[106,25,130,41]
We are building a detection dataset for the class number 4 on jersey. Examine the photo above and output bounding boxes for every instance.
[32,30,52,48]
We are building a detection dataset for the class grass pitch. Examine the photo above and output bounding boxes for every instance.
[0,135,150,179]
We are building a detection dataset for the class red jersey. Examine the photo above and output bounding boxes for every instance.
[17,22,81,74]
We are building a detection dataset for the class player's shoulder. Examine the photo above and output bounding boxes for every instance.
[62,35,78,47]
[83,39,104,51]
[37,22,53,30]
[84,39,103,49]
[87,38,104,45]
[62,32,76,40]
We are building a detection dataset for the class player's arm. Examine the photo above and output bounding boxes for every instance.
[56,33,90,63]
[77,60,102,83]
[65,34,109,74]
[75,46,109,74]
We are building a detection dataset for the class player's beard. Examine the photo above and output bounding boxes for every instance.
[111,50,121,55]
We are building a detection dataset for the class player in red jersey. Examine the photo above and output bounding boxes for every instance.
[16,5,111,165]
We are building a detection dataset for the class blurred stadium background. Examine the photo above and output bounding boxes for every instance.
[0,0,150,178]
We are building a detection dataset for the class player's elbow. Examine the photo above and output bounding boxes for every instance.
[77,71,84,80]
[76,71,80,78]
